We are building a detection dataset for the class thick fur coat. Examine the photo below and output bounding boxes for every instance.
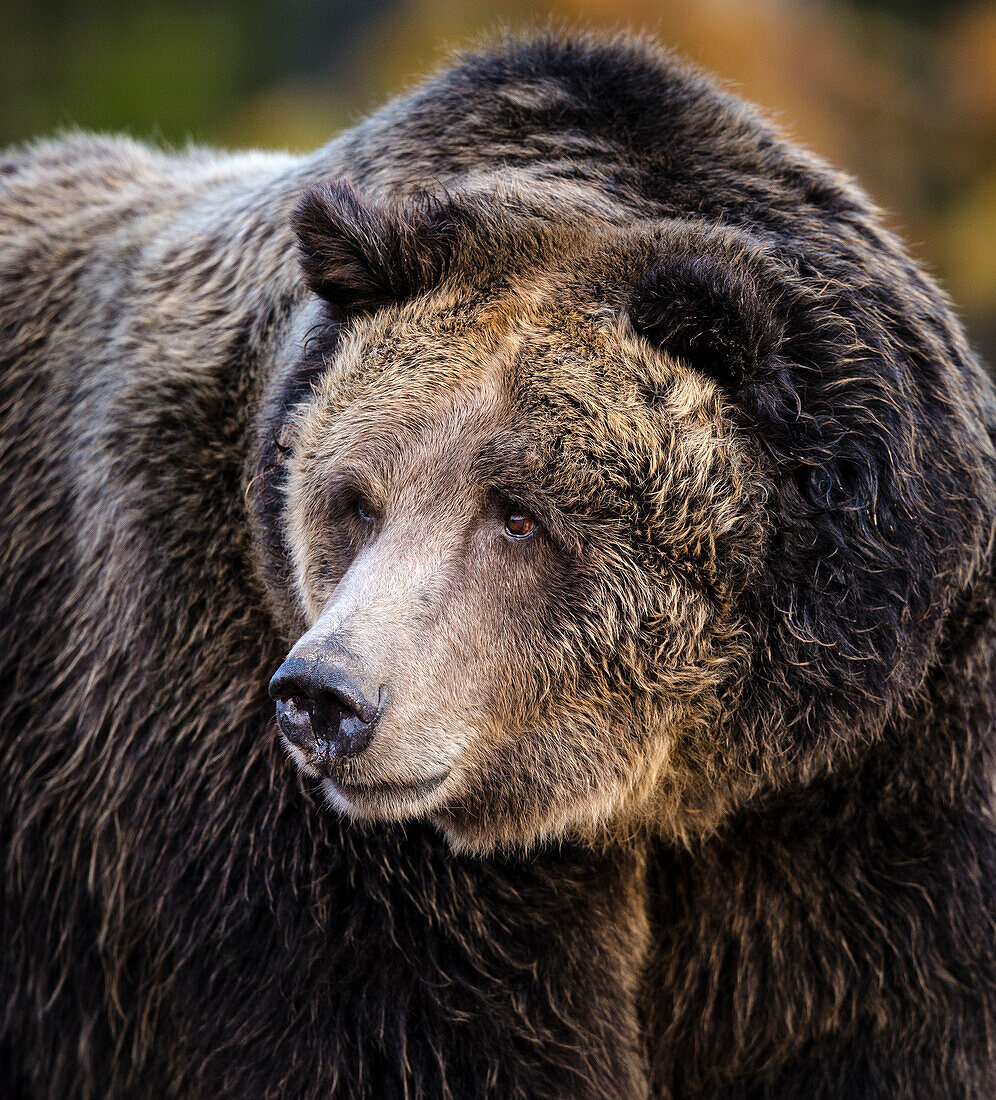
[2,30,995,1099]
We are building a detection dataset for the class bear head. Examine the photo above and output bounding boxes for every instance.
[250,181,985,852]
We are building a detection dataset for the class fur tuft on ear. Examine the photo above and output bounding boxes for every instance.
[292,182,464,314]
[628,247,787,392]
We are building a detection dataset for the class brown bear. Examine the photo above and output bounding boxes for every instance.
[2,28,994,1099]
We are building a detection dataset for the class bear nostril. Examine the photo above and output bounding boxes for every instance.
[335,705,374,756]
[309,691,347,744]
[312,690,375,757]
[274,696,315,750]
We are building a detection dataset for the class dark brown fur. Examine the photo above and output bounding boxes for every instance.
[2,29,995,1099]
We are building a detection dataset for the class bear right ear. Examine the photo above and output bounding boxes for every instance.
[292,182,463,315]
[627,246,788,393]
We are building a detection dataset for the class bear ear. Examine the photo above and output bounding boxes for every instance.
[292,182,463,314]
[627,249,787,393]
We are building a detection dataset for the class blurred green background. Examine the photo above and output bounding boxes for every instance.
[2,0,994,360]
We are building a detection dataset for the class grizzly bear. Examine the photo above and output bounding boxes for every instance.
[2,28,995,1100]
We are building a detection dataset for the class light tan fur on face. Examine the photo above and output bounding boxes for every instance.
[279,255,767,852]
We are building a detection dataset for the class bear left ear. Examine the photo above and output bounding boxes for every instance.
[292,182,464,315]
[627,248,787,393]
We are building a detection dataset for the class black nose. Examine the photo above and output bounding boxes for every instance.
[268,657,382,765]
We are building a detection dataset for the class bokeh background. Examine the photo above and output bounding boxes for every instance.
[3,0,994,360]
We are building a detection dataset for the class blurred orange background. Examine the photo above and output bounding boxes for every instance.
[3,0,993,360]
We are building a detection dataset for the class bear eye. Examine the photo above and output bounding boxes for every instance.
[354,498,376,524]
[504,512,537,540]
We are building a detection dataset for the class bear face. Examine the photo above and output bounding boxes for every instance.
[259,183,772,851]
[254,174,994,856]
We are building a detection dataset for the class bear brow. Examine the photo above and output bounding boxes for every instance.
[320,464,383,504]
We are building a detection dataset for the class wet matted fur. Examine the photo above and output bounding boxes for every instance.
[2,29,995,1099]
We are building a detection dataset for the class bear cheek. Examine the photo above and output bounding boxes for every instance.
[429,684,646,849]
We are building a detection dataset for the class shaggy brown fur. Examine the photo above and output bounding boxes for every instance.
[2,28,995,1099]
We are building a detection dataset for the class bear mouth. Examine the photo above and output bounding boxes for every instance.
[323,772,451,814]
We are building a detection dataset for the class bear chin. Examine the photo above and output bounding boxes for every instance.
[320,774,451,819]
